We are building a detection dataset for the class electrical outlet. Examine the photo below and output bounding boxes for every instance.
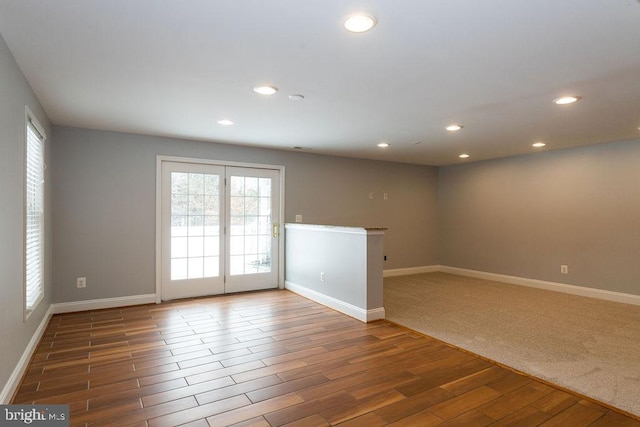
[77,277,86,288]
[369,192,374,199]
[320,272,325,282]
[561,265,568,274]
[384,193,389,200]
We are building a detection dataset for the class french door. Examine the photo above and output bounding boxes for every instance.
[160,161,280,300]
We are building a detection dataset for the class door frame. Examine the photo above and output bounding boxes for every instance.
[155,155,285,303]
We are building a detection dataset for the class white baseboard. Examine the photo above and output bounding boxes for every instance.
[285,281,385,323]
[384,265,440,277]
[51,294,157,314]
[439,266,640,306]
[1,305,53,404]
[365,307,386,322]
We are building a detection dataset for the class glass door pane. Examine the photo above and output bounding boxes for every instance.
[225,167,280,293]
[161,162,224,300]
[170,172,220,280]
[229,175,272,275]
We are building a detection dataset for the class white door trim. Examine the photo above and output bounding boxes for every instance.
[155,155,285,303]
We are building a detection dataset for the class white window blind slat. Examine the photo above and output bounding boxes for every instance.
[25,119,45,313]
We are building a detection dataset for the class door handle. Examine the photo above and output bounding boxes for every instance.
[272,222,279,238]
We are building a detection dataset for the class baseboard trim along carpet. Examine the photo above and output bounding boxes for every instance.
[440,265,640,306]
[285,281,385,323]
[383,265,440,277]
[385,265,640,306]
[51,294,157,314]
[1,305,53,404]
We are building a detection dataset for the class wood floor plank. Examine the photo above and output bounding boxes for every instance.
[347,370,418,400]
[231,360,308,383]
[246,373,328,403]
[477,383,552,420]
[147,394,251,427]
[373,385,454,423]
[485,369,534,395]
[489,405,553,426]
[103,382,185,409]
[319,389,406,425]
[11,289,639,426]
[539,401,607,427]
[588,411,640,427]
[296,369,399,402]
[206,393,304,426]
[386,409,444,427]
[439,366,508,396]
[428,385,502,420]
[219,347,291,368]
[530,388,581,416]
[194,374,283,405]
[396,357,492,398]
[334,411,387,427]
[91,395,199,427]
[229,416,272,427]
[440,408,495,426]
[35,378,142,406]
[69,396,142,425]
[264,391,354,426]
[184,359,265,385]
[140,375,234,407]
[280,414,330,427]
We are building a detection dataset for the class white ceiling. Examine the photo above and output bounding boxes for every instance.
[1,0,639,166]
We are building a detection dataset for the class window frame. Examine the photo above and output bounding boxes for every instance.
[24,107,46,320]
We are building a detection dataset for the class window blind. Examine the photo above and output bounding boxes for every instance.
[25,120,45,313]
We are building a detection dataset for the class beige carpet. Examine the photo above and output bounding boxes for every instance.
[384,272,640,417]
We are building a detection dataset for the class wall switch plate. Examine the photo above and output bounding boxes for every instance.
[77,277,86,288]
[295,214,303,223]
[369,192,374,199]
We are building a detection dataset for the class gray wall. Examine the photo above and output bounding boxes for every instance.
[0,34,52,397]
[439,139,640,295]
[52,126,439,303]
[286,226,370,310]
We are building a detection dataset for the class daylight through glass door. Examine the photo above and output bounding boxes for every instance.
[170,172,220,280]
[229,175,273,276]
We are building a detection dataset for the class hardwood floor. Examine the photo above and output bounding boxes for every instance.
[13,290,640,426]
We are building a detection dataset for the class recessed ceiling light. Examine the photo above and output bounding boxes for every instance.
[553,96,581,105]
[532,142,546,148]
[459,153,470,159]
[254,85,278,95]
[344,14,377,33]
[217,119,234,126]
[377,142,390,148]
[446,124,463,132]
[288,94,305,101]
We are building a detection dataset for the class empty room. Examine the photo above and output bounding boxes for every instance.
[1,1,639,426]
